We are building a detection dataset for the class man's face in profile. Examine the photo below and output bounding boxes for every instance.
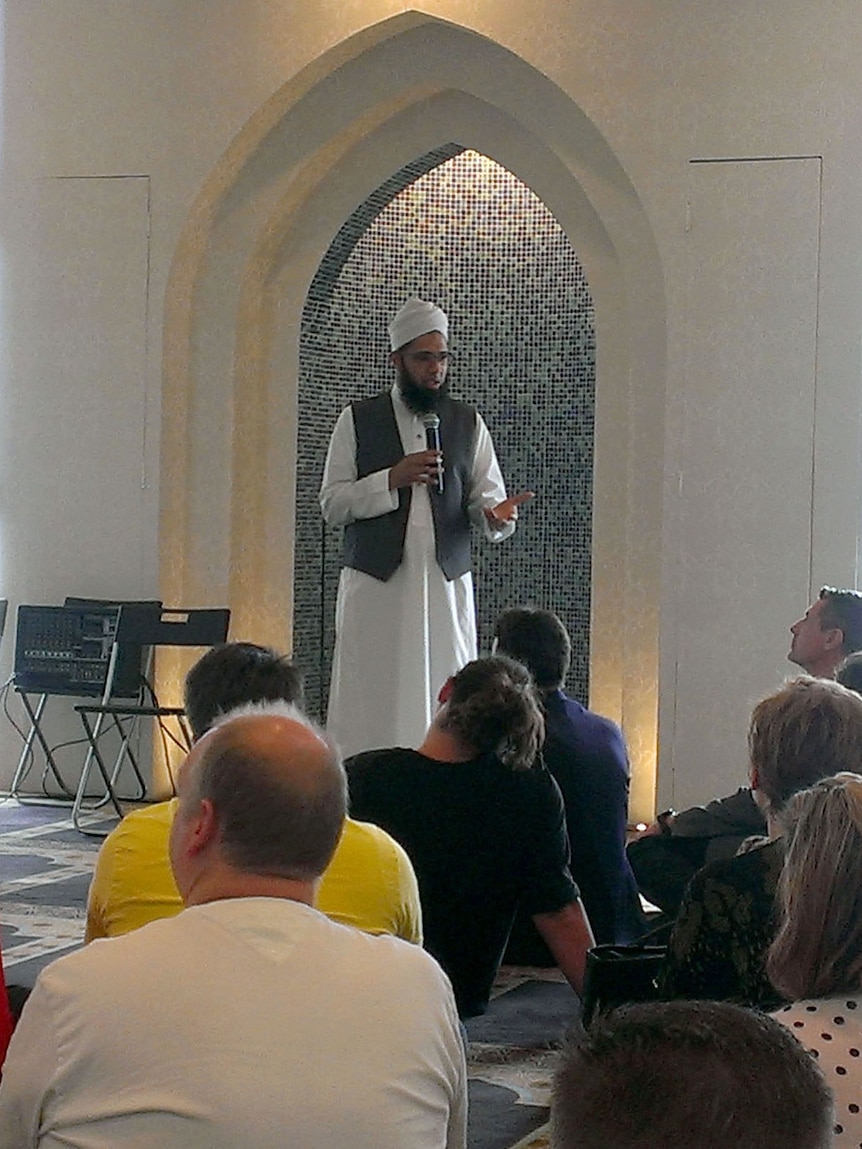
[788,597,840,675]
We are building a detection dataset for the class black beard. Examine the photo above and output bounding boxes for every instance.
[397,365,449,416]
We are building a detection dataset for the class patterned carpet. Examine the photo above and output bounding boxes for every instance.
[0,799,110,987]
[0,798,577,1148]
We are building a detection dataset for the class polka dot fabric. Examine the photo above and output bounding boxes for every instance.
[775,996,862,1145]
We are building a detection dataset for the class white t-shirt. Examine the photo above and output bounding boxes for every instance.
[0,897,466,1149]
[775,995,862,1145]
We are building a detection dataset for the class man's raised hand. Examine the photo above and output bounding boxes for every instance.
[388,450,443,490]
[484,490,535,525]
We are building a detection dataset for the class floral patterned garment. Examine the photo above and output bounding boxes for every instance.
[657,838,786,1009]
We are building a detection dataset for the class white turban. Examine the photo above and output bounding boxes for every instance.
[388,297,449,352]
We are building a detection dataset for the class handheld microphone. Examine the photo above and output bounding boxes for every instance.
[421,413,443,494]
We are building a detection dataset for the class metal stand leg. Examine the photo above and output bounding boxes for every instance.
[9,693,76,802]
[105,713,148,801]
[72,710,123,835]
[71,710,148,835]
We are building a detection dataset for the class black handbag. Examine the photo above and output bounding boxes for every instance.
[581,925,669,1027]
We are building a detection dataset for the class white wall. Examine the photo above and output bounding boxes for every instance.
[0,1,860,814]
[667,157,822,809]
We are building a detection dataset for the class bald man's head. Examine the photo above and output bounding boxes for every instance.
[178,702,346,882]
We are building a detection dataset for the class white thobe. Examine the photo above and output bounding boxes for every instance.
[320,386,513,759]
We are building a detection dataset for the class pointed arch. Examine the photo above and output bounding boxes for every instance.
[160,12,665,817]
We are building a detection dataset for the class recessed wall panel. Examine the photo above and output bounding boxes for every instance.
[669,157,820,809]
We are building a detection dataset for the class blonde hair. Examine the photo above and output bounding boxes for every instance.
[748,676,862,815]
[767,772,862,1000]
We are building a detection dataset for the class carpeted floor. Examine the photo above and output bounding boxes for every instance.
[1,797,579,1148]
[0,799,111,986]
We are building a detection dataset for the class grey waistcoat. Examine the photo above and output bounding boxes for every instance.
[343,392,478,582]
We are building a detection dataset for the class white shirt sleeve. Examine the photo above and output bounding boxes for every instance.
[446,1040,468,1149]
[467,413,516,542]
[319,406,399,528]
[0,980,58,1147]
[440,984,468,1149]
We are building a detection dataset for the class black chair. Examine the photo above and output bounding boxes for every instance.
[72,605,230,834]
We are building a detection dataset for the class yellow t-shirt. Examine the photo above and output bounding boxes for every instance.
[86,800,422,945]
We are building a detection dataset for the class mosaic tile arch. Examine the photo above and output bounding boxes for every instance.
[295,147,596,722]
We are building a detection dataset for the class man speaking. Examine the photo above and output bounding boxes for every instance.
[320,298,530,758]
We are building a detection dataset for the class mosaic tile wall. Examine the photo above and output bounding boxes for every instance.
[295,147,596,721]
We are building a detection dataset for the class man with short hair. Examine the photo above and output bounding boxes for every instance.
[551,1000,833,1149]
[0,705,466,1149]
[788,585,862,678]
[86,642,422,944]
[494,607,644,950]
[183,639,305,735]
[628,585,862,918]
[320,297,531,759]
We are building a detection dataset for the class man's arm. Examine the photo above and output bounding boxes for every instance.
[319,405,441,525]
[466,414,516,540]
[548,722,644,943]
[520,767,593,992]
[533,899,596,996]
[668,787,766,839]
[319,407,399,527]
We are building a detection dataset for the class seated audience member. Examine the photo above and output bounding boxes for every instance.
[0,705,466,1149]
[788,586,862,678]
[769,772,862,1146]
[628,585,862,917]
[551,1000,833,1149]
[836,649,862,694]
[86,642,421,945]
[626,786,765,918]
[493,607,644,955]
[347,656,596,1018]
[658,676,862,1007]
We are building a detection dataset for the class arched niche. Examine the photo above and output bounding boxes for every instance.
[160,12,666,819]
